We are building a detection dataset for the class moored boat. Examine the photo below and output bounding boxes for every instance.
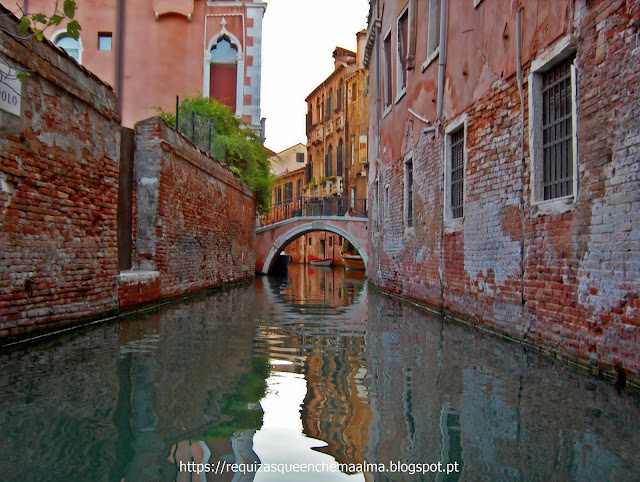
[308,255,332,267]
[341,252,365,270]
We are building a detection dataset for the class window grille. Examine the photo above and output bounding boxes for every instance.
[542,59,573,200]
[450,129,464,219]
[406,161,414,227]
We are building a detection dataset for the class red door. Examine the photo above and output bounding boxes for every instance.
[209,63,237,113]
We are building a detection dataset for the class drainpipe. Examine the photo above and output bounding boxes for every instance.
[436,0,447,120]
[517,6,527,309]
[116,0,126,117]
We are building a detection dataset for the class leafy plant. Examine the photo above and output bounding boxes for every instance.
[16,0,80,42]
[158,94,274,214]
[1,0,81,83]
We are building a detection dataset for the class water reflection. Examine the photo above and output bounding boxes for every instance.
[0,265,638,481]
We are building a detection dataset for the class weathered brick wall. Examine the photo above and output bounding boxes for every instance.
[369,0,640,380]
[0,11,121,339]
[132,117,255,298]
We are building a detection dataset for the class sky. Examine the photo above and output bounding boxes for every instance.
[261,0,370,153]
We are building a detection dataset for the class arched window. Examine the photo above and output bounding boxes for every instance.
[337,139,343,177]
[53,33,81,63]
[209,37,238,113]
[337,80,344,111]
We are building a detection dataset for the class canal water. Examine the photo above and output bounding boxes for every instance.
[0,264,638,481]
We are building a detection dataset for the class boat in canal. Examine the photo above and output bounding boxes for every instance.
[341,252,365,270]
[308,255,332,266]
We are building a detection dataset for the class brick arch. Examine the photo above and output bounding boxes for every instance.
[256,218,369,274]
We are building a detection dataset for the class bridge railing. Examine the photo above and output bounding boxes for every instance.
[259,196,367,227]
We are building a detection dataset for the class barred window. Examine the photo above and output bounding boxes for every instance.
[405,159,414,228]
[542,59,573,200]
[450,129,464,219]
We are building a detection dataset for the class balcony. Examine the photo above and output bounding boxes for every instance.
[335,112,344,132]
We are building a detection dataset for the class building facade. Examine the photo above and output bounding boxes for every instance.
[17,0,266,133]
[364,0,640,380]
[304,32,370,207]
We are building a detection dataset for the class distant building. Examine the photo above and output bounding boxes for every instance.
[19,0,266,134]
[305,32,370,205]
[364,0,640,379]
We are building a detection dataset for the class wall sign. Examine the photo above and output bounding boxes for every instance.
[0,61,22,117]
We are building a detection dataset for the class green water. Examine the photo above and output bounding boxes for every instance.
[0,264,638,481]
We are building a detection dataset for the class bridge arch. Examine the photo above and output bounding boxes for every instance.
[256,217,368,274]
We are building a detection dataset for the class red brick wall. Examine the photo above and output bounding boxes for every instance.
[0,11,121,340]
[367,0,640,380]
[132,118,256,298]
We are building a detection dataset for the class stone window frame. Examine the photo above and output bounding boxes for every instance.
[396,4,409,104]
[382,25,394,117]
[528,35,578,216]
[421,0,440,71]
[404,155,415,232]
[203,27,244,118]
[443,113,467,231]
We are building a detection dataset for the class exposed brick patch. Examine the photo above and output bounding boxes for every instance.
[0,10,120,341]
[132,118,256,299]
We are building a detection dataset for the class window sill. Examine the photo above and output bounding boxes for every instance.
[421,48,439,72]
[395,88,407,105]
[531,195,575,217]
[444,216,464,233]
[404,226,415,237]
[383,105,392,119]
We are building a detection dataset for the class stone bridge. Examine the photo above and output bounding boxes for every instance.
[255,217,369,274]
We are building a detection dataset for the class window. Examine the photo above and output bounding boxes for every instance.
[384,185,390,220]
[308,237,312,246]
[351,136,355,167]
[383,30,393,109]
[284,182,293,202]
[305,161,312,183]
[449,130,464,219]
[209,37,239,113]
[405,159,414,228]
[397,8,409,96]
[296,152,305,163]
[529,42,577,210]
[54,34,80,62]
[337,80,344,112]
[541,59,574,200]
[422,0,441,70]
[275,186,282,205]
[337,140,343,177]
[326,89,333,119]
[296,179,302,196]
[325,145,333,177]
[444,118,466,223]
[98,32,112,51]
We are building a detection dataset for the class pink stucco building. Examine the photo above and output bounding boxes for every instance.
[16,0,266,132]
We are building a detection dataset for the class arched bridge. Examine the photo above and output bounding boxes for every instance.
[255,216,369,274]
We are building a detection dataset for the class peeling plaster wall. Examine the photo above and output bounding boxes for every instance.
[366,0,640,379]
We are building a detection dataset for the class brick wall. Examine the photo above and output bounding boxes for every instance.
[0,10,121,340]
[368,0,640,380]
[131,117,256,299]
